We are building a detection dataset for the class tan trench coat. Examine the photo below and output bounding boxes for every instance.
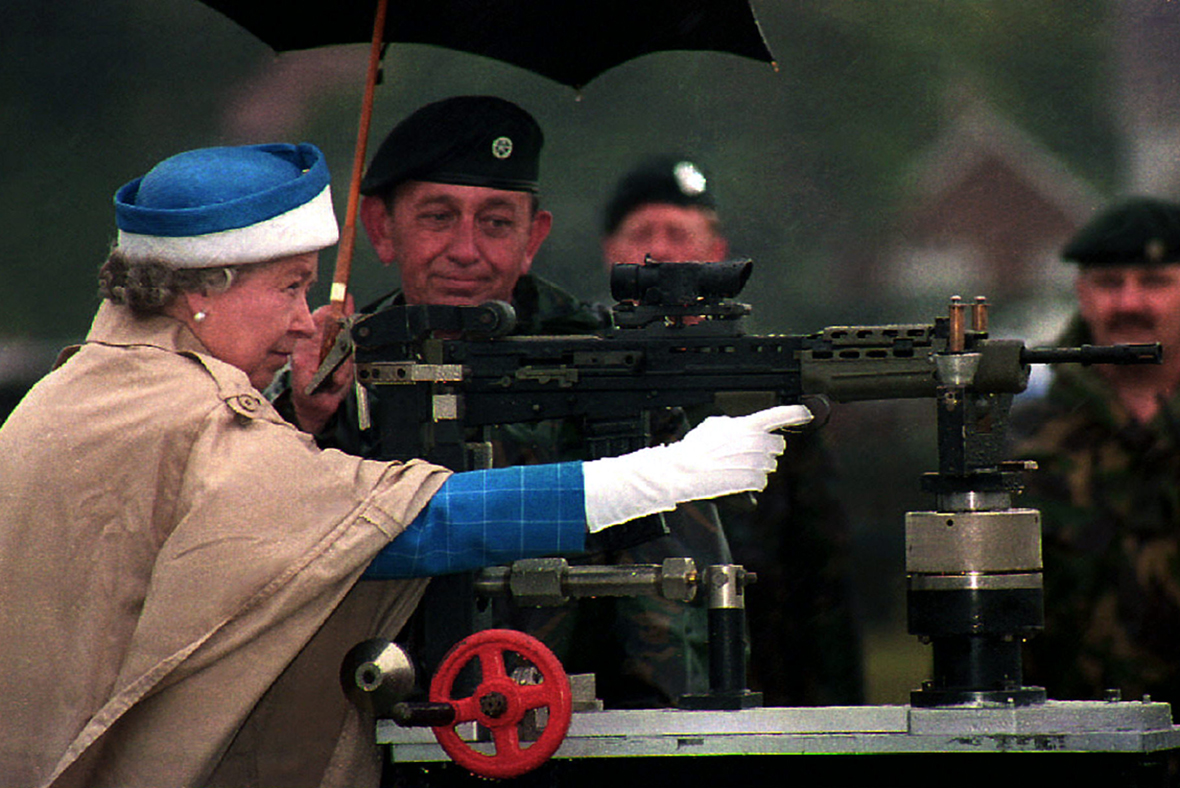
[0,302,450,787]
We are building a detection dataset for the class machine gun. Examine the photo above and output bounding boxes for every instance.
[340,260,1159,709]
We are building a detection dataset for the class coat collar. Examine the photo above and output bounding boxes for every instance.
[83,300,207,356]
[69,301,268,411]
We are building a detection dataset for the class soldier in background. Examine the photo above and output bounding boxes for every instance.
[281,96,604,442]
[1012,196,1180,706]
[596,156,865,706]
[601,155,728,268]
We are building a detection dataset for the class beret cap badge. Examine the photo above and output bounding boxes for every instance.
[603,155,717,234]
[673,161,707,197]
[492,136,514,160]
[360,96,542,195]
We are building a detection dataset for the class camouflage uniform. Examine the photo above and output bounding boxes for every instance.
[1010,315,1180,704]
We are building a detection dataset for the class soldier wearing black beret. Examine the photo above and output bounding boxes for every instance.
[1060,196,1180,417]
[285,96,689,704]
[1012,196,1180,713]
[358,95,552,309]
[601,155,728,269]
[286,96,603,435]
[539,156,865,708]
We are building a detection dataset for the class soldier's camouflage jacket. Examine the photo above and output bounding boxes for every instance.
[1010,315,1180,705]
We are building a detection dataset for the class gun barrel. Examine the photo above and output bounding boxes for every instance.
[1021,343,1162,366]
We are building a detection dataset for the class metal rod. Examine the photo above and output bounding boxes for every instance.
[319,0,389,362]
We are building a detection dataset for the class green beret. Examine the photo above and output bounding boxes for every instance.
[361,96,542,196]
[1063,196,1180,266]
[603,156,716,234]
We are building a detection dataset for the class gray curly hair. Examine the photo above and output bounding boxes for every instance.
[98,249,239,316]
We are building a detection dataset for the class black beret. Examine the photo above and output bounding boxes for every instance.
[361,96,543,196]
[603,155,716,234]
[1063,196,1180,266]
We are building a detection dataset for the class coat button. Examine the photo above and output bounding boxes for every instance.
[237,395,259,412]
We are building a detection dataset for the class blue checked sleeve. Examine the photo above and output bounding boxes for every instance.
[362,461,587,579]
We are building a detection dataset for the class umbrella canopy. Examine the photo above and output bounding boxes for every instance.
[197,0,776,363]
[200,0,776,89]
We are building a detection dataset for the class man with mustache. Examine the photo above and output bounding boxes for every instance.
[1011,196,1180,708]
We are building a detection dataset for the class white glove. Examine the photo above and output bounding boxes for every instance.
[582,404,812,532]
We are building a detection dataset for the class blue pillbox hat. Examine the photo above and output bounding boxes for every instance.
[114,143,339,268]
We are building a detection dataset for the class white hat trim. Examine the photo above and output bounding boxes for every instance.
[117,185,338,268]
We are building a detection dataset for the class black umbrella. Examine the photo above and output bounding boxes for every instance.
[201,0,775,90]
[198,0,777,344]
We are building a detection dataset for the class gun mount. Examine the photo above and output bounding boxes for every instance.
[336,263,1180,784]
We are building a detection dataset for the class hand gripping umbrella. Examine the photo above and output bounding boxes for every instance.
[199,0,777,355]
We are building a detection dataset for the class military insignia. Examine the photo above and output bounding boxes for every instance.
[492,136,514,160]
[673,161,707,197]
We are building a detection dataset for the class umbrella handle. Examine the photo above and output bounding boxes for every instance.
[320,0,388,362]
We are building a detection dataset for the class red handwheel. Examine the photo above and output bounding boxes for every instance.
[429,629,572,779]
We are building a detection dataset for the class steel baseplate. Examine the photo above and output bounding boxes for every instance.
[379,700,1180,787]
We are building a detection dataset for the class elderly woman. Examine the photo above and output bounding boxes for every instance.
[0,143,806,788]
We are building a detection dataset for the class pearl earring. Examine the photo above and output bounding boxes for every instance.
[194,311,207,322]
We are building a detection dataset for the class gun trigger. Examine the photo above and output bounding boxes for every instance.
[793,395,832,431]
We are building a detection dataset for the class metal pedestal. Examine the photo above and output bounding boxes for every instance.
[379,701,1180,787]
